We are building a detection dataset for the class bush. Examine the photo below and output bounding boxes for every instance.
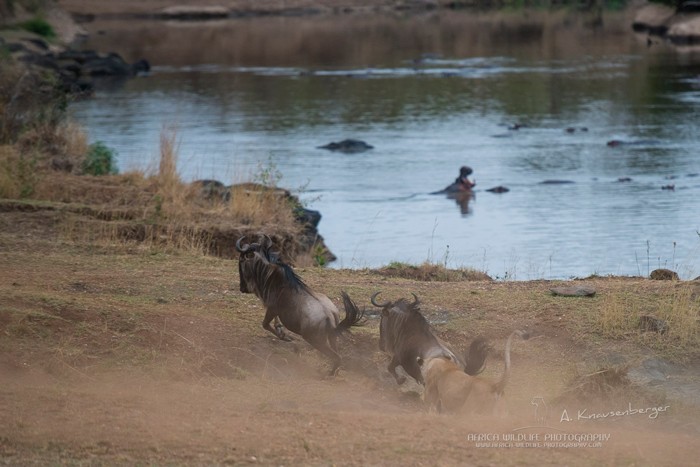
[82,141,118,176]
[19,17,56,39]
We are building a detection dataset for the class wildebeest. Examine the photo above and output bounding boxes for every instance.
[417,329,529,416]
[236,235,364,374]
[370,291,490,385]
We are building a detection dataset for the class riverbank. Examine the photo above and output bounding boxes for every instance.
[1,201,700,465]
[56,0,452,19]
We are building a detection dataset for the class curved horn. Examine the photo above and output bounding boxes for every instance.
[236,236,250,253]
[370,291,390,308]
[260,234,273,249]
[411,293,419,306]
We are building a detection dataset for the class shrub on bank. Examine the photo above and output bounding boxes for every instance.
[19,17,56,39]
[83,141,118,176]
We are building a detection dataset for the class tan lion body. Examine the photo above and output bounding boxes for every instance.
[419,330,528,417]
[421,357,505,416]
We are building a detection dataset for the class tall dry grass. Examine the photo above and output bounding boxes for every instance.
[596,284,700,361]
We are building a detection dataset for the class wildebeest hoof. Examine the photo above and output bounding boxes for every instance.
[395,375,407,385]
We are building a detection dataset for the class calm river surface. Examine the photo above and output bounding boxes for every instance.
[69,8,700,279]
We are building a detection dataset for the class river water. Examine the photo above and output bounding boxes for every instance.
[68,8,700,279]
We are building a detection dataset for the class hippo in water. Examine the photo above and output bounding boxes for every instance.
[317,139,373,154]
[432,166,476,195]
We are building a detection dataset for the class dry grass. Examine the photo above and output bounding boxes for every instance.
[373,261,492,282]
[593,282,700,362]
[17,126,305,258]
[0,145,24,198]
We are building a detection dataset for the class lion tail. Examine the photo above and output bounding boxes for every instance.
[494,330,529,395]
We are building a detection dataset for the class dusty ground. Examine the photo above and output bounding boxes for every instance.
[1,203,699,465]
[3,3,699,463]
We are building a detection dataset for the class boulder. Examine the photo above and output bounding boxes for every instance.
[550,286,596,297]
[667,15,700,44]
[157,6,230,20]
[632,3,700,44]
[486,185,509,193]
[649,268,679,280]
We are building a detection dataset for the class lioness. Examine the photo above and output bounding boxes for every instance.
[418,330,529,416]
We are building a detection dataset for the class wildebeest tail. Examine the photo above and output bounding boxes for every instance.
[463,336,492,376]
[336,291,365,334]
[494,330,529,395]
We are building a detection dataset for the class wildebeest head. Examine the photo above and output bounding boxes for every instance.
[371,291,419,352]
[235,234,307,298]
[236,234,275,294]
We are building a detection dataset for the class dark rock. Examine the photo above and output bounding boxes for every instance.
[661,184,675,190]
[678,0,700,13]
[83,53,132,76]
[5,42,26,53]
[508,123,528,130]
[62,78,94,95]
[486,186,509,193]
[157,6,230,20]
[617,177,632,182]
[192,179,231,201]
[317,139,374,154]
[16,46,148,97]
[18,53,60,71]
[607,139,662,147]
[295,207,321,228]
[57,50,100,64]
[132,59,151,75]
[550,286,596,297]
[649,268,679,280]
[539,180,575,185]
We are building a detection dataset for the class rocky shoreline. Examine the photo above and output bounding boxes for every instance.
[632,2,700,44]
[0,3,336,265]
[1,3,150,95]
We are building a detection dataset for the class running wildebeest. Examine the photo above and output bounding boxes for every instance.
[370,291,490,385]
[236,235,364,374]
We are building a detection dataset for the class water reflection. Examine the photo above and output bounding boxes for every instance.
[449,192,475,216]
[69,8,700,279]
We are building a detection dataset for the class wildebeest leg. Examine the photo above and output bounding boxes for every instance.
[388,357,406,385]
[262,309,292,342]
[272,317,293,341]
[308,335,342,376]
[405,360,424,385]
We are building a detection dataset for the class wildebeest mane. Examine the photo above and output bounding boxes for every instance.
[245,245,311,302]
[383,297,434,347]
